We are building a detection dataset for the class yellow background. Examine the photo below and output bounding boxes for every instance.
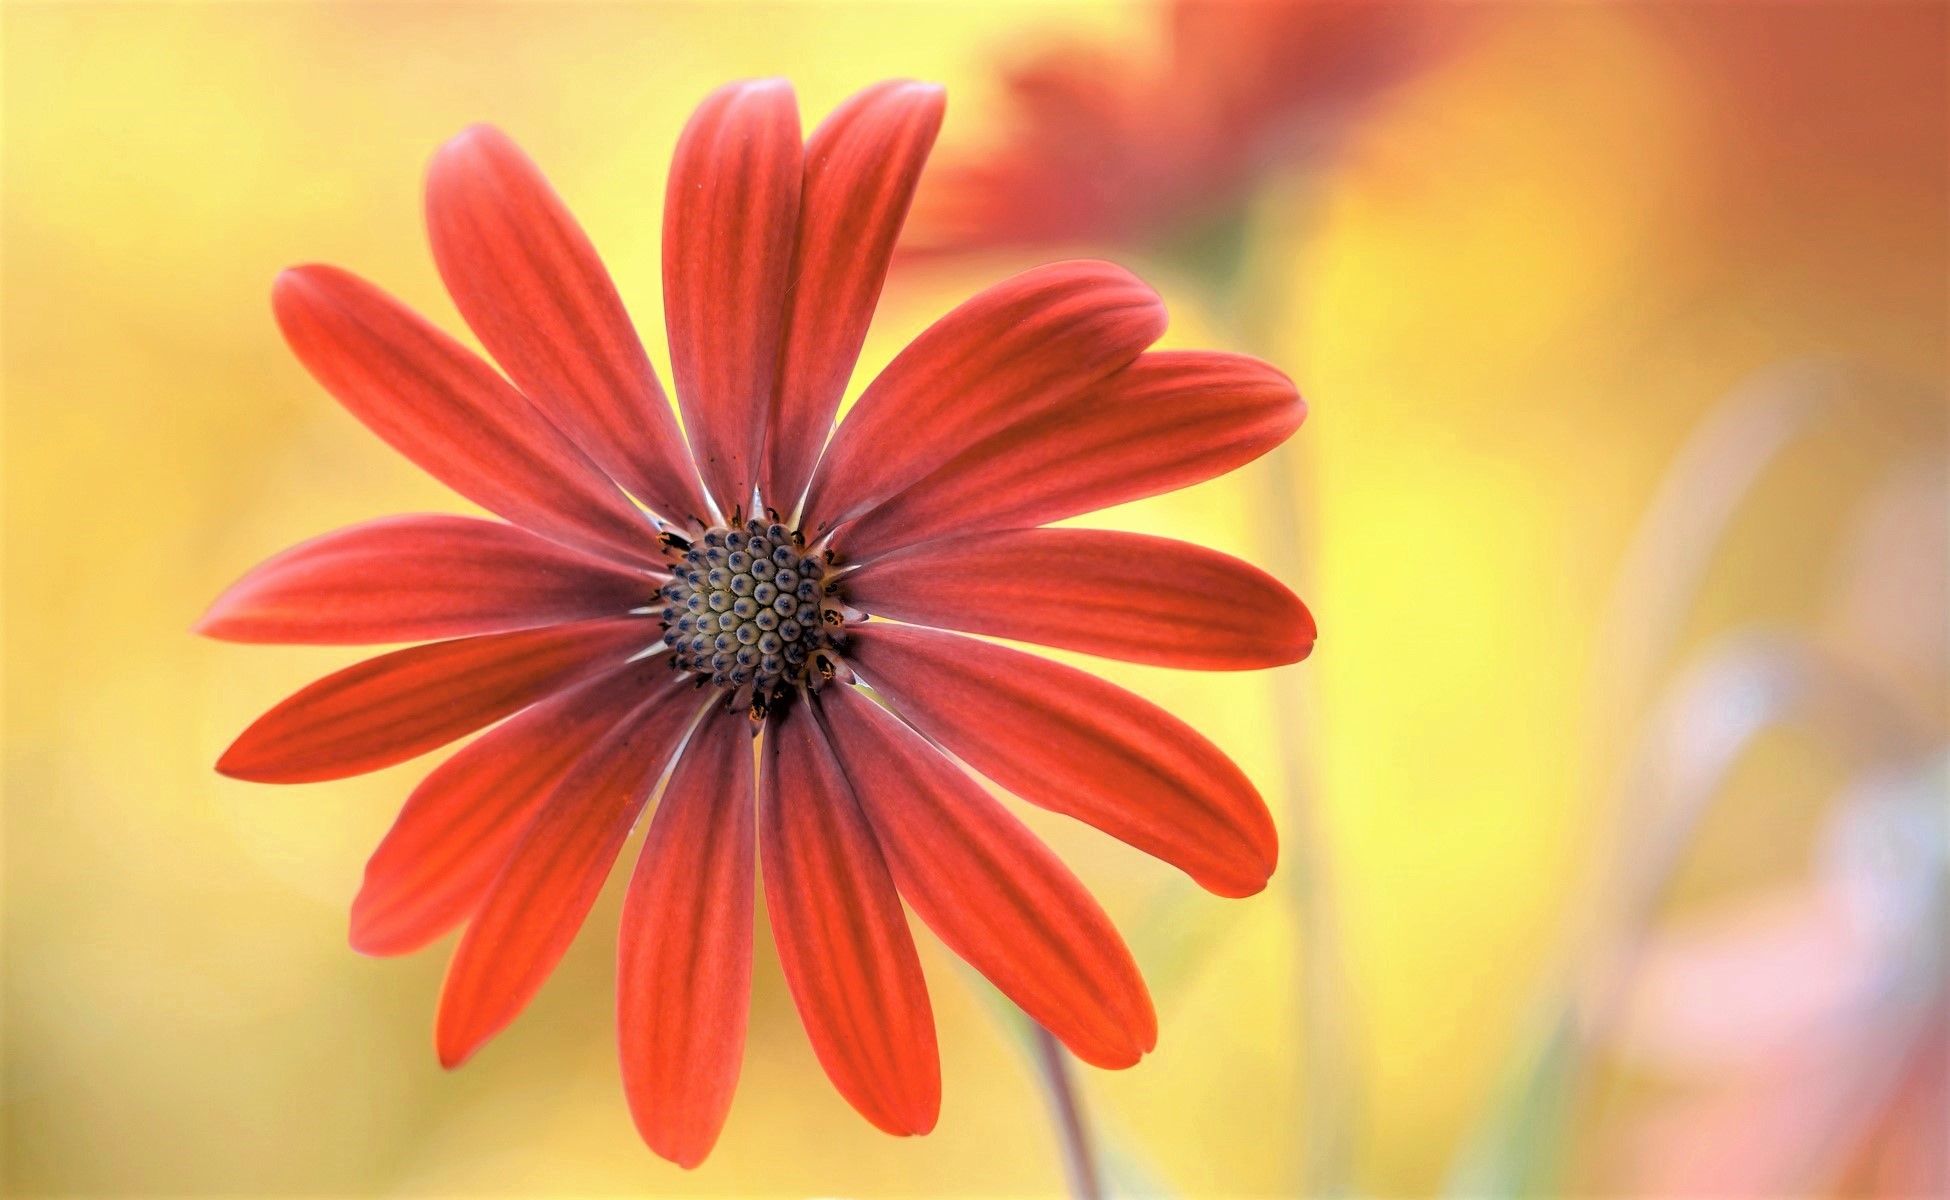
[4,2,1943,1196]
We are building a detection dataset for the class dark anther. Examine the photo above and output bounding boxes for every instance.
[821,609,843,627]
[692,676,708,690]
[824,581,841,595]
[728,504,744,528]
[790,530,806,548]
[764,506,781,522]
[658,531,692,553]
[749,693,770,723]
[823,549,837,565]
[814,652,836,681]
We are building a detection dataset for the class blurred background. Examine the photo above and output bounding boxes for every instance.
[3,1,1944,1196]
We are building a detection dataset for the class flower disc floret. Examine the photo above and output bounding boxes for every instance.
[660,517,840,696]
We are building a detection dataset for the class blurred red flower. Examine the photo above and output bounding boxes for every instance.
[200,79,1314,1166]
[908,0,1463,258]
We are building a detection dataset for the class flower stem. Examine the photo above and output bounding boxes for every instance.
[1033,1023,1105,1200]
[1206,212,1360,1195]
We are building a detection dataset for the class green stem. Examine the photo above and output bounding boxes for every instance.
[1256,437,1358,1197]
[1033,1023,1105,1200]
[1201,208,1359,1194]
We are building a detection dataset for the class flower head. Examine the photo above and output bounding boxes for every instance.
[908,0,1462,259]
[201,79,1312,1167]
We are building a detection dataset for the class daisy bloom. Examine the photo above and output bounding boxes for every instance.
[201,78,1313,1167]
[909,0,1462,258]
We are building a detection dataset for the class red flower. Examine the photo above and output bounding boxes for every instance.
[201,79,1313,1167]
[909,0,1460,256]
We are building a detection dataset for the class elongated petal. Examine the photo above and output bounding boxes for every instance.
[845,528,1313,670]
[619,706,756,1168]
[847,623,1277,898]
[801,260,1166,537]
[760,702,939,1136]
[197,514,655,646]
[272,265,656,565]
[837,350,1302,561]
[762,81,946,511]
[816,683,1155,1068]
[436,675,705,1067]
[426,125,710,524]
[663,80,803,515]
[348,659,662,957]
[216,618,651,784]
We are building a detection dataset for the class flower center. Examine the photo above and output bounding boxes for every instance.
[656,517,843,709]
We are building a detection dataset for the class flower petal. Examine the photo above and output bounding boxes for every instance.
[215,618,651,784]
[426,125,711,525]
[435,673,705,1068]
[272,265,656,565]
[619,705,756,1168]
[846,622,1277,898]
[761,80,946,513]
[760,702,940,1136]
[196,514,656,646]
[844,527,1313,670]
[816,682,1155,1069]
[349,658,662,957]
[836,350,1302,561]
[663,80,803,516]
[800,260,1167,538]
